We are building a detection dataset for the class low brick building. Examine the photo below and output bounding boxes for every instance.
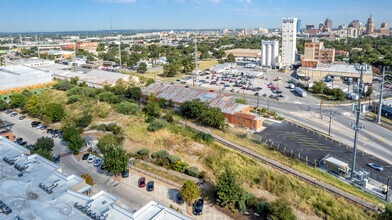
[142,84,263,131]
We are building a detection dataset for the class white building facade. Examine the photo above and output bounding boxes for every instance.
[261,40,279,68]
[281,17,297,67]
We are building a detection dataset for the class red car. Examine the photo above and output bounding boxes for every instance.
[271,88,276,92]
[209,90,214,92]
[138,178,146,187]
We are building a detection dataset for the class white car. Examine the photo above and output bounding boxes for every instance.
[94,158,103,167]
[88,155,96,163]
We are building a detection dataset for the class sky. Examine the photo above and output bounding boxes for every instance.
[0,0,391,32]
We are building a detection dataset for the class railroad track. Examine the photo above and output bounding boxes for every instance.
[180,121,379,211]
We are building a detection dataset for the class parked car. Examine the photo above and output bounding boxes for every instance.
[367,163,383,171]
[47,129,54,134]
[53,155,60,164]
[177,193,184,205]
[263,93,267,97]
[230,89,235,92]
[19,116,26,120]
[147,181,154,191]
[122,169,129,178]
[10,113,18,117]
[88,155,96,163]
[40,125,47,130]
[185,85,189,88]
[193,199,204,215]
[82,153,90,160]
[138,178,146,188]
[15,137,23,144]
[254,92,259,96]
[31,121,41,127]
[26,144,35,150]
[94,158,103,167]
[5,109,12,114]
[20,141,27,146]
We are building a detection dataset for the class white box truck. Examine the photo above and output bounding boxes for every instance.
[295,87,307,97]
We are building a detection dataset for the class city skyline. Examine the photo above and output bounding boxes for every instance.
[0,0,391,32]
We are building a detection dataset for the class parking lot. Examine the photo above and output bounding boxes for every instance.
[255,120,392,184]
[0,111,228,219]
[180,62,315,103]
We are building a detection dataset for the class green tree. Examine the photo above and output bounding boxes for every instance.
[45,103,66,122]
[180,99,208,119]
[9,93,27,108]
[0,99,9,110]
[31,148,53,161]
[70,76,79,85]
[157,98,166,108]
[163,62,181,77]
[63,126,81,142]
[96,43,106,52]
[127,87,142,100]
[102,144,129,174]
[235,98,248,105]
[147,78,155,86]
[311,81,327,94]
[226,53,235,63]
[138,62,147,73]
[180,180,200,204]
[215,165,242,206]
[143,102,161,117]
[117,101,139,115]
[98,134,118,152]
[200,107,226,129]
[68,133,85,153]
[34,137,54,152]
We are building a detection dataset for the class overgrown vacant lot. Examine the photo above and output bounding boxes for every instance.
[41,88,378,220]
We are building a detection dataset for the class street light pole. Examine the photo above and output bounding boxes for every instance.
[257,93,259,109]
[268,97,270,111]
[377,67,385,124]
[350,63,368,180]
[328,108,332,136]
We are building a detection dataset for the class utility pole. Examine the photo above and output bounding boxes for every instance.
[193,39,197,87]
[257,92,259,109]
[268,97,270,111]
[350,63,368,180]
[319,100,323,118]
[377,67,385,124]
[328,108,332,136]
[118,35,122,68]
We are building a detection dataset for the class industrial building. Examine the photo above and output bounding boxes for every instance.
[142,84,263,131]
[0,65,55,100]
[261,40,279,68]
[297,63,373,83]
[282,17,297,67]
[53,69,130,88]
[0,136,191,220]
[224,48,261,58]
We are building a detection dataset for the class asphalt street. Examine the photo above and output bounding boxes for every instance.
[257,120,392,184]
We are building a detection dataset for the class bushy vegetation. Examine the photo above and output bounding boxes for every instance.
[147,119,167,131]
[180,99,226,129]
[117,101,139,115]
[180,180,200,204]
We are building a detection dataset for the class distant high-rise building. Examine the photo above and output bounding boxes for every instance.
[381,22,388,29]
[261,40,279,68]
[297,19,302,32]
[319,22,324,30]
[325,17,333,30]
[366,15,374,35]
[348,20,360,28]
[282,17,297,66]
[338,25,346,30]
[306,24,315,30]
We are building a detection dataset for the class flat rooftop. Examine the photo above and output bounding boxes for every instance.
[313,63,373,75]
[0,65,53,90]
[0,137,191,220]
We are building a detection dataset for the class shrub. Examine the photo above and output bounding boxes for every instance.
[112,126,122,135]
[147,119,167,132]
[117,101,139,115]
[76,114,92,128]
[168,155,181,165]
[45,103,66,122]
[67,87,81,96]
[0,99,8,110]
[145,116,156,123]
[106,123,117,132]
[180,180,200,204]
[154,157,169,166]
[137,148,149,157]
[246,194,258,207]
[97,124,107,131]
[157,98,166,108]
[235,98,248,105]
[91,125,98,129]
[187,166,200,177]
[194,131,214,144]
[67,95,79,104]
[268,198,296,220]
[151,150,169,159]
[54,81,71,91]
[97,91,120,103]
[260,108,267,113]
[255,201,269,214]
[98,134,118,153]
[143,102,161,117]
[165,111,174,123]
[199,171,207,179]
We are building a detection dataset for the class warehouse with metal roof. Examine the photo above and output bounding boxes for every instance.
[142,84,263,130]
[0,65,53,91]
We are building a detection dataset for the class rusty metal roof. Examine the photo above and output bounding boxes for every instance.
[142,84,248,114]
